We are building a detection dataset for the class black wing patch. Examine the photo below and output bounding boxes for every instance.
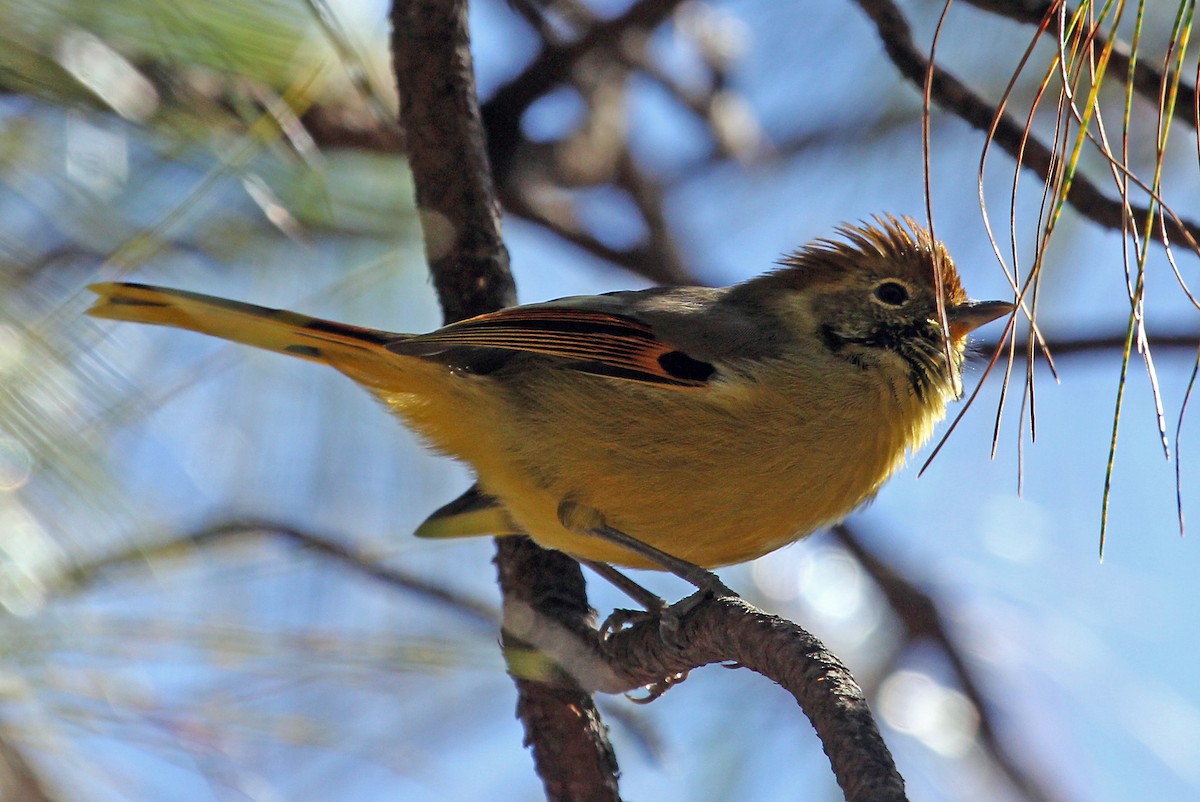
[389,307,715,388]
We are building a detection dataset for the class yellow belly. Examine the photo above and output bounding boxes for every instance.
[376,359,944,569]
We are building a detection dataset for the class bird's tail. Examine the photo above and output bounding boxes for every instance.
[87,282,411,389]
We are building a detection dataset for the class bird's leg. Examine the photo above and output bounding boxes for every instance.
[579,559,687,651]
[580,559,675,642]
[559,500,738,600]
[581,560,666,614]
[589,523,737,599]
[564,506,734,693]
[560,500,737,658]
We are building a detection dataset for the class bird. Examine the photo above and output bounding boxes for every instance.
[87,216,1011,572]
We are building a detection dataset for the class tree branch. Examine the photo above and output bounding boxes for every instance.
[852,0,1200,247]
[392,0,514,321]
[962,0,1198,129]
[975,330,1200,360]
[831,525,1064,802]
[55,519,499,627]
[494,538,623,802]
[517,595,910,802]
[390,2,621,799]
[481,0,685,180]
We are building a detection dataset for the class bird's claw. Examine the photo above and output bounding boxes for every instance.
[626,670,690,704]
[599,607,654,640]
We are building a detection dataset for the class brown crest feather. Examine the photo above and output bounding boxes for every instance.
[766,215,966,305]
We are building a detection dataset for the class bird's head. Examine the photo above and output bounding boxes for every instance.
[744,215,1012,401]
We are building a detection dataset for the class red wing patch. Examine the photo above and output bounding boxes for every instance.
[389,307,715,388]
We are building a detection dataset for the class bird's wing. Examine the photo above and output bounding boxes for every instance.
[390,304,718,388]
[414,484,520,539]
[88,283,727,389]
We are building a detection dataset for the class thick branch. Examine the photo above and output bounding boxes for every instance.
[393,0,514,320]
[390,2,621,799]
[543,596,910,802]
[495,538,622,802]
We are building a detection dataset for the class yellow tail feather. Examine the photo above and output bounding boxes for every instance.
[87,282,413,390]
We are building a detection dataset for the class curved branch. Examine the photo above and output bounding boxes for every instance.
[520,595,910,802]
[831,525,1064,802]
[499,178,697,286]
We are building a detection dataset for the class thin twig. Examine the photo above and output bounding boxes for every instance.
[55,519,500,627]
[852,0,1200,246]
[962,0,1199,128]
[481,0,686,177]
[973,330,1200,360]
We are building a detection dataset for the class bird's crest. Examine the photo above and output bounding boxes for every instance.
[771,215,967,306]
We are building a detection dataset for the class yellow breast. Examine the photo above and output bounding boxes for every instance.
[376,353,951,569]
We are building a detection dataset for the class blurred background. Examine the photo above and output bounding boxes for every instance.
[1,0,1198,800]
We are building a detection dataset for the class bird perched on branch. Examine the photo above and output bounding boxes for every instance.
[88,216,1010,572]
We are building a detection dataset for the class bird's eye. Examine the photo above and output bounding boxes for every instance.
[873,280,910,307]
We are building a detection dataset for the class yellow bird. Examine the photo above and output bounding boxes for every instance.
[87,216,1011,570]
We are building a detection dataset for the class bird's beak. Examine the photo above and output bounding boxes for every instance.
[946,299,1013,339]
